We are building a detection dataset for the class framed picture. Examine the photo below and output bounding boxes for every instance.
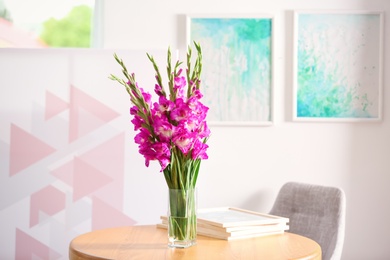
[187,14,274,126]
[293,11,384,122]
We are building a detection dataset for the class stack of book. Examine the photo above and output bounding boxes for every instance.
[158,207,289,240]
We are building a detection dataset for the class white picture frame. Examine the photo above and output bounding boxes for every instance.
[292,10,384,122]
[187,14,275,126]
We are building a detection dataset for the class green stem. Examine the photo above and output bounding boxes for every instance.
[168,188,197,246]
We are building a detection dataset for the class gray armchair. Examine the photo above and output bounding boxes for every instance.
[269,182,346,260]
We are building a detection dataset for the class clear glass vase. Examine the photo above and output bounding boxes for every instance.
[167,188,197,248]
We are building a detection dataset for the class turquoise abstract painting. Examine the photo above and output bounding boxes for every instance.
[294,12,383,121]
[189,17,273,125]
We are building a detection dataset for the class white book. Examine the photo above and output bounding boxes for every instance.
[158,207,289,240]
[196,207,289,228]
[158,221,289,240]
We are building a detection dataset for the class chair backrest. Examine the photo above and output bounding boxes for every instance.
[269,182,346,260]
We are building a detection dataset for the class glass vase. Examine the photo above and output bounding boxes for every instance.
[167,188,197,248]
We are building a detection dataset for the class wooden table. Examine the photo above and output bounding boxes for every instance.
[69,225,321,260]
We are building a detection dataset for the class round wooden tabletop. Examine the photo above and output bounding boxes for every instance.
[69,225,321,260]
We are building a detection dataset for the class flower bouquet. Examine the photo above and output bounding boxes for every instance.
[109,42,210,248]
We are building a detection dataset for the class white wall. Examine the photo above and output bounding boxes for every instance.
[103,0,390,259]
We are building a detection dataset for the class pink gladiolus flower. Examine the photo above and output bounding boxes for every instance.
[183,117,197,132]
[158,157,170,171]
[153,142,171,171]
[197,121,211,139]
[173,129,194,155]
[192,89,203,99]
[134,129,151,146]
[131,116,144,131]
[189,100,209,122]
[139,145,156,167]
[174,76,186,98]
[154,118,174,141]
[156,96,174,113]
[154,84,164,96]
[170,98,190,122]
[141,89,152,105]
[130,106,138,116]
[191,140,209,160]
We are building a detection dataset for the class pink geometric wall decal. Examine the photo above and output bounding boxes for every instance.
[15,228,62,260]
[69,86,120,143]
[72,157,113,202]
[45,90,69,120]
[30,185,66,227]
[2,50,149,259]
[50,160,74,187]
[77,106,108,140]
[9,124,56,176]
[79,133,125,210]
[92,196,136,230]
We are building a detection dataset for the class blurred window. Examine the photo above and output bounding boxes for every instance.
[0,0,101,48]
